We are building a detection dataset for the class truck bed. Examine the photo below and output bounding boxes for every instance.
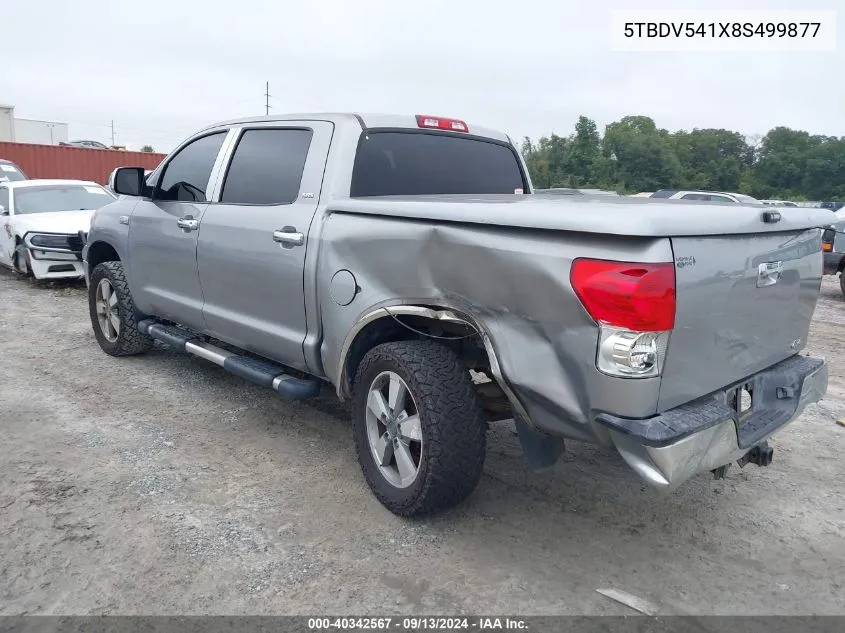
[329,195,836,237]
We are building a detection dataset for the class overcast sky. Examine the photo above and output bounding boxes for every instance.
[4,0,843,152]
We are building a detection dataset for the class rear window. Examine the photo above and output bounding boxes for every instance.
[350,131,525,197]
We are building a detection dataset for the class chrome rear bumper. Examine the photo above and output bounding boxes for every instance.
[597,355,827,492]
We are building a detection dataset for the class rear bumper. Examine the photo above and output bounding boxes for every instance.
[595,354,827,492]
[823,252,843,275]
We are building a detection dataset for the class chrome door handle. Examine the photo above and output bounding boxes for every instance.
[273,228,304,247]
[176,216,199,231]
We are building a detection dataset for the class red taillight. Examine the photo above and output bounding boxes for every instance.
[570,259,676,332]
[415,114,469,133]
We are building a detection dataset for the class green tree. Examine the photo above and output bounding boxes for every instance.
[672,128,748,191]
[562,116,604,188]
[602,116,681,193]
[801,137,845,200]
[140,145,155,153]
[520,114,843,201]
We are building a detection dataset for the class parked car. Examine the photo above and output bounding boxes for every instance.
[821,207,845,295]
[0,159,28,182]
[761,200,799,207]
[651,190,761,204]
[577,188,619,196]
[0,179,116,279]
[821,201,845,212]
[534,188,619,196]
[533,187,582,195]
[86,112,831,516]
[60,140,110,150]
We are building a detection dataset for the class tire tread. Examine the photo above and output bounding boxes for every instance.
[89,261,153,356]
[352,340,487,517]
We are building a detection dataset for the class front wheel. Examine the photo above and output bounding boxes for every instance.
[14,244,31,276]
[88,261,153,356]
[839,272,845,298]
[352,340,487,517]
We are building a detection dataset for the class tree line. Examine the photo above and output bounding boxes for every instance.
[520,115,845,201]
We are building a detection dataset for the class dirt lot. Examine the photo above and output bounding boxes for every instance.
[1,269,844,616]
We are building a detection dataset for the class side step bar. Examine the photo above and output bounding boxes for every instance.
[138,320,321,399]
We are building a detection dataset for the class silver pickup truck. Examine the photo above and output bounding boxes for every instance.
[84,112,832,516]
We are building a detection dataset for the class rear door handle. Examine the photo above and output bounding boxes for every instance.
[273,227,305,247]
[176,216,199,232]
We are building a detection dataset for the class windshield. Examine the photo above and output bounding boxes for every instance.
[350,131,526,197]
[14,184,115,214]
[731,193,759,204]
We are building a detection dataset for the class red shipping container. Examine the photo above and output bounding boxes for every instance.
[0,142,167,184]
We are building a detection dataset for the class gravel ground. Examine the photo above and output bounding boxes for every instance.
[0,268,843,616]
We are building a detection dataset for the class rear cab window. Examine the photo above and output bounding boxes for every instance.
[350,130,527,197]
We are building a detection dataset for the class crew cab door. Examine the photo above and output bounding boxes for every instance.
[127,130,231,330]
[196,121,333,371]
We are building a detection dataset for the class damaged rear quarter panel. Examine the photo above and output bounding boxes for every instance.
[317,210,674,444]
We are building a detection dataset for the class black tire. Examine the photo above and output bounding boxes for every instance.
[352,340,487,517]
[14,243,30,276]
[839,272,845,298]
[88,261,153,356]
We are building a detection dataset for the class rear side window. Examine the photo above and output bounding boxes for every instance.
[221,128,313,205]
[157,132,227,202]
[350,131,525,197]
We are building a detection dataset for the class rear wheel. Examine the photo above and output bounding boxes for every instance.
[88,261,153,356]
[351,340,487,517]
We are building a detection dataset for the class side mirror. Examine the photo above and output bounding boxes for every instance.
[113,166,147,197]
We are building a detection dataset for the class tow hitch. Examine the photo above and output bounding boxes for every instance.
[712,441,774,479]
[738,441,774,468]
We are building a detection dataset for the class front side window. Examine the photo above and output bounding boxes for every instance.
[13,185,116,215]
[221,128,313,205]
[156,132,227,202]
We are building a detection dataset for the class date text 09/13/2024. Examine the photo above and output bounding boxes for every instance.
[307,617,528,630]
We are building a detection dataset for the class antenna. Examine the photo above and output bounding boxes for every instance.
[264,82,271,115]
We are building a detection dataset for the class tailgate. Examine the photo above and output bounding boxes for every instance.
[658,228,822,411]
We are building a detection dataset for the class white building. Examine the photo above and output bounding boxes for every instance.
[0,104,69,145]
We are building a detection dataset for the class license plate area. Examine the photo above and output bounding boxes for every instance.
[727,382,754,424]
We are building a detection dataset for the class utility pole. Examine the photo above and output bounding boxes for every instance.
[264,82,271,115]
[111,120,115,146]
